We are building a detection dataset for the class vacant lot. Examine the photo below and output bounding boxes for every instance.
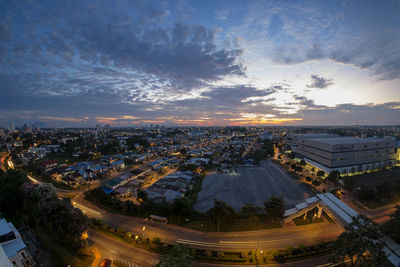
[194,159,312,212]
[352,167,400,190]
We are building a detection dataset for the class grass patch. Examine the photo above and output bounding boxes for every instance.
[293,217,324,226]
[292,207,326,226]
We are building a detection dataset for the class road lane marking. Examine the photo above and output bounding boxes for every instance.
[219,241,257,244]
[177,239,259,248]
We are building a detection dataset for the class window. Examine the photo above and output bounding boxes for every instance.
[21,251,26,259]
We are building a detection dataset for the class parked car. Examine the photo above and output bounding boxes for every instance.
[100,258,112,267]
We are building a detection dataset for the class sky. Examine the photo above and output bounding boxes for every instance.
[0,0,399,127]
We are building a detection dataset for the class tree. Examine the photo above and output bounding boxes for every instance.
[385,205,400,243]
[24,183,89,250]
[376,181,393,201]
[329,215,386,267]
[0,170,26,219]
[327,170,340,182]
[156,244,193,267]
[295,166,303,173]
[312,180,321,187]
[357,187,375,202]
[206,199,234,232]
[240,204,261,225]
[137,189,148,202]
[264,196,284,223]
[343,177,355,191]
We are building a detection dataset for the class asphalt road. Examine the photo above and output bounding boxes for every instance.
[89,230,159,267]
[89,230,332,267]
[75,192,343,252]
[195,159,313,212]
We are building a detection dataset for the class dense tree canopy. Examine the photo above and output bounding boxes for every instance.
[264,196,284,223]
[0,170,88,251]
[156,244,192,267]
[385,205,400,243]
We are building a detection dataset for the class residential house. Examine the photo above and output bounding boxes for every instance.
[40,159,58,172]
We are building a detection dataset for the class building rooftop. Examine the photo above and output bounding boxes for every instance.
[310,137,393,145]
[0,219,26,258]
[294,134,339,139]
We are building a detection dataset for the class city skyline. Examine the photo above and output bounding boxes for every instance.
[0,0,399,127]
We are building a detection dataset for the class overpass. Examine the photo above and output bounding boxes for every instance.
[284,193,400,266]
[283,193,358,226]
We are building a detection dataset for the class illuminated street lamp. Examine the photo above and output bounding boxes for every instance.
[81,230,89,246]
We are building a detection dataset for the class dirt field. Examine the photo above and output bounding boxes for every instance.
[194,159,312,212]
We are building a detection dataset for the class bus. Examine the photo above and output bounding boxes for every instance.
[150,214,168,224]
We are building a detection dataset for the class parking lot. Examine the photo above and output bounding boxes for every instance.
[194,159,312,212]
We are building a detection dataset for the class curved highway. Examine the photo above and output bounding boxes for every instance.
[74,191,343,251]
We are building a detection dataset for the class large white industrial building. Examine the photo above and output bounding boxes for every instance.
[286,134,397,174]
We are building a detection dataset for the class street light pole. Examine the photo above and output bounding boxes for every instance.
[255,239,260,266]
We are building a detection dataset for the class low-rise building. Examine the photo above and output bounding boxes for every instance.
[40,159,58,172]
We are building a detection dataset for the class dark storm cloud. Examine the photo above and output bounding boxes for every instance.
[306,75,334,89]
[264,0,400,80]
[0,0,244,101]
[329,35,400,80]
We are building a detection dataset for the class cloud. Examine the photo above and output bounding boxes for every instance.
[306,75,334,89]
[298,101,400,125]
[38,116,89,123]
[0,1,245,103]
[245,1,400,80]
[201,85,276,106]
